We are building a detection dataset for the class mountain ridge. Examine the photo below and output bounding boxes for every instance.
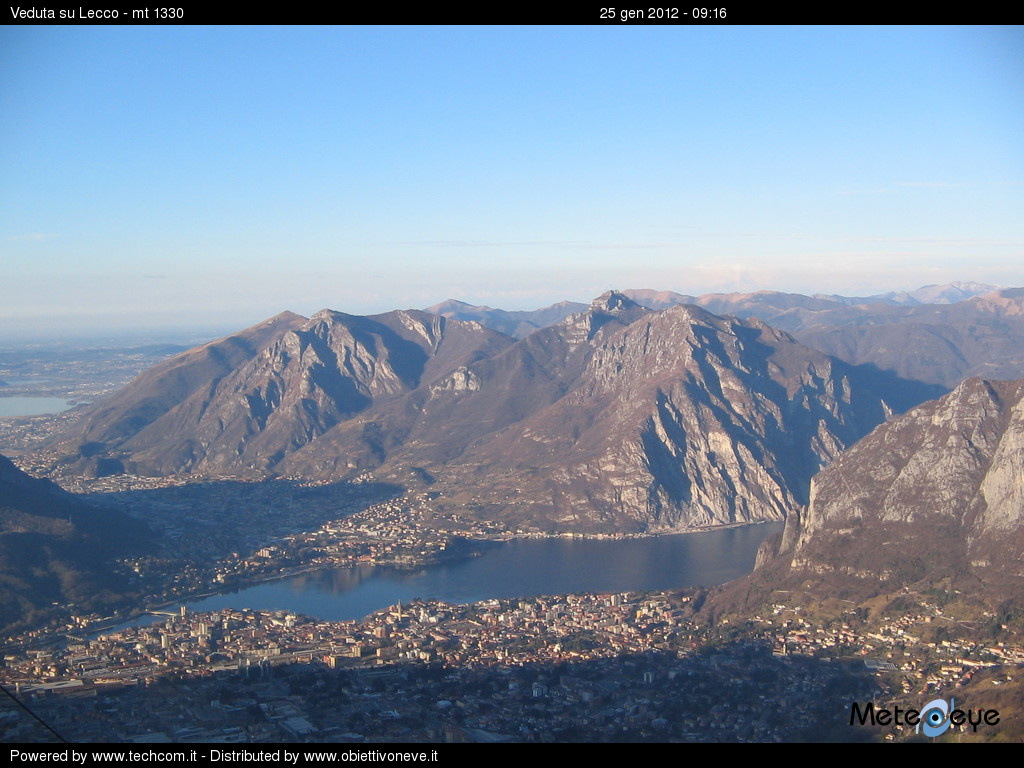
[424,285,1024,388]
[44,294,942,533]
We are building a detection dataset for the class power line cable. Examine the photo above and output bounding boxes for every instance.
[0,681,68,743]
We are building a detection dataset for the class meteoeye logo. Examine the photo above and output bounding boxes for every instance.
[917,697,954,737]
[849,697,1000,737]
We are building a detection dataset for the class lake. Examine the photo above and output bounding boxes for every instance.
[166,523,783,624]
[0,396,74,417]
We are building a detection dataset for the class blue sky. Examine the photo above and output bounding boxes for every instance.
[2,26,1022,337]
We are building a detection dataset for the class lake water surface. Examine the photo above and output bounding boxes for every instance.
[176,523,783,623]
[0,396,73,417]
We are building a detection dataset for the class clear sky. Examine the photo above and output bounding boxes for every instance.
[2,25,1022,338]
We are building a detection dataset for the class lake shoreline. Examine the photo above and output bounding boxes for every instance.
[98,521,782,635]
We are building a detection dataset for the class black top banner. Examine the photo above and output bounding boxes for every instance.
[3,4,1005,25]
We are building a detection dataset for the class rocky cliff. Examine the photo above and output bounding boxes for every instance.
[50,309,513,477]
[766,378,1024,589]
[427,298,938,531]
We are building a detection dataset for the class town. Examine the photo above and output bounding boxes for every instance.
[3,587,1021,742]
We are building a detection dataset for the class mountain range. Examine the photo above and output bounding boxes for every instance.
[425,282,1002,340]
[430,284,1024,389]
[11,280,1024,638]
[46,291,944,533]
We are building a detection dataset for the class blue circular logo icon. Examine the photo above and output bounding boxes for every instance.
[918,698,952,737]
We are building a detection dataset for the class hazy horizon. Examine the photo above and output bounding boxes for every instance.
[0,278,1015,345]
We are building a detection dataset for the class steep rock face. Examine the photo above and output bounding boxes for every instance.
[278,292,651,479]
[789,378,1024,585]
[435,304,937,531]
[50,310,513,476]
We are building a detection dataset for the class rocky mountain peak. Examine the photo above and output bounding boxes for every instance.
[552,291,650,345]
[591,290,641,313]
